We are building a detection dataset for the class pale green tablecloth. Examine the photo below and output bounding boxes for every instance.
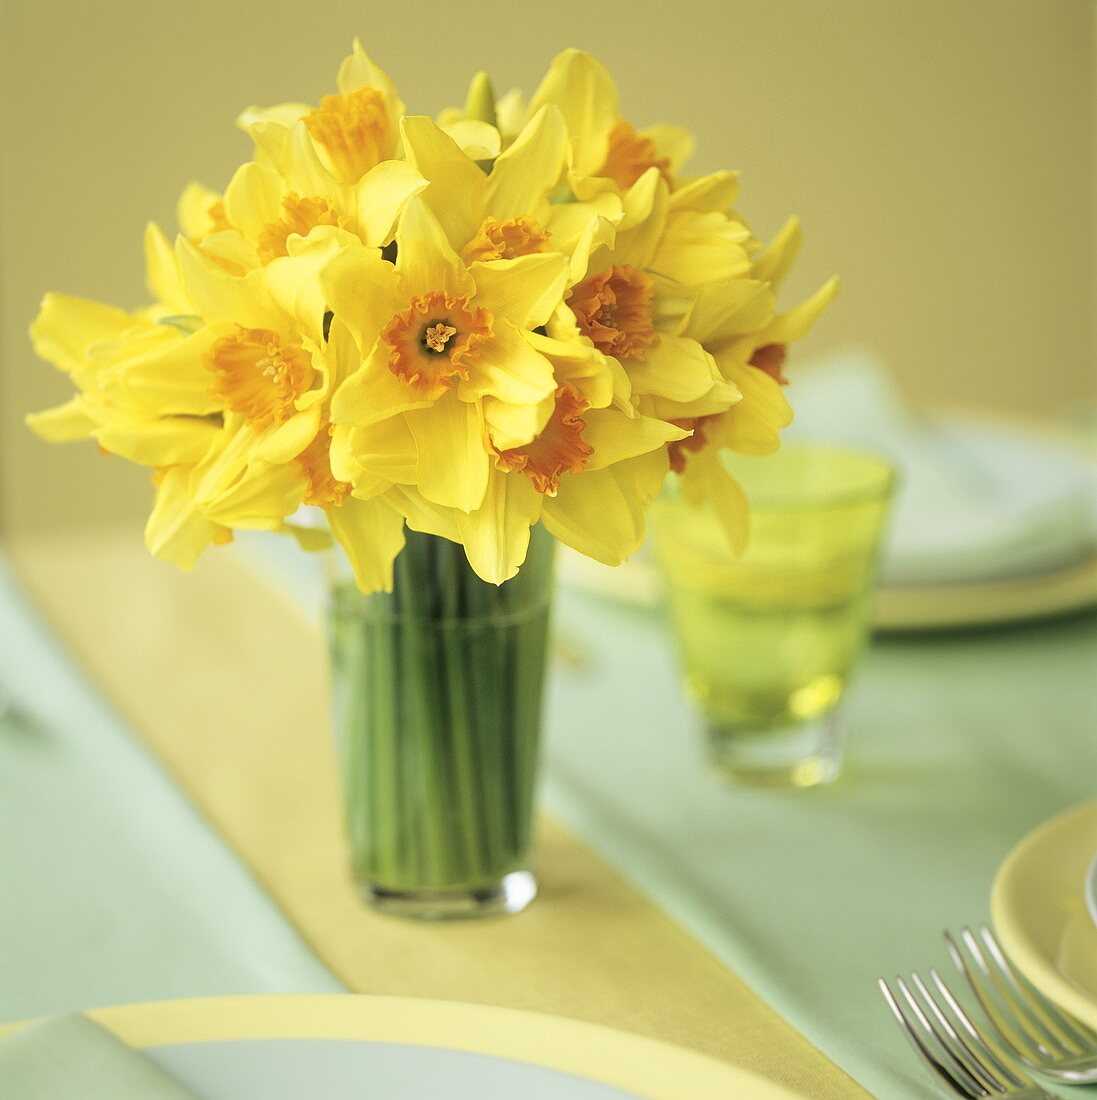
[545,588,1097,1099]
[4,536,1096,1098]
[249,534,1097,1097]
[0,558,343,1024]
[0,1016,196,1098]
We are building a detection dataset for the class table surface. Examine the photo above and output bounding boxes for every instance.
[3,523,1096,1099]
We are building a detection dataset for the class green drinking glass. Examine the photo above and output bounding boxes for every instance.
[651,445,896,788]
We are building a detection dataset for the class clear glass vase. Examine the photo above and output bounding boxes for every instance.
[327,525,555,920]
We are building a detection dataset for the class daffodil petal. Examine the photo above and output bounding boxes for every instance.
[30,294,133,373]
[440,118,501,161]
[455,467,543,584]
[528,49,619,176]
[223,160,285,239]
[459,322,556,408]
[683,280,775,345]
[119,327,221,416]
[343,417,418,485]
[707,357,792,455]
[406,395,489,512]
[331,342,431,427]
[752,217,803,287]
[255,405,321,464]
[396,196,474,299]
[523,329,621,411]
[354,160,428,246]
[145,466,221,570]
[393,486,462,543]
[483,393,554,452]
[669,170,740,212]
[144,223,191,313]
[25,398,97,442]
[763,277,841,344]
[542,449,667,565]
[176,182,224,238]
[400,117,486,251]
[202,462,306,529]
[320,244,402,355]
[469,253,568,329]
[627,335,731,404]
[262,227,350,343]
[682,448,749,554]
[638,123,695,171]
[338,38,401,106]
[485,105,567,219]
[327,494,407,594]
[176,238,279,327]
[582,409,688,471]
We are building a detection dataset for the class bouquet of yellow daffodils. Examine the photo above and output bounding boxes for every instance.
[28,43,837,594]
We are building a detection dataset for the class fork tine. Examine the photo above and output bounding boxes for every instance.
[908,971,1006,1094]
[960,927,1071,1058]
[979,926,1097,1049]
[929,969,1033,1090]
[896,976,996,1096]
[879,978,982,1098]
[946,930,1048,1065]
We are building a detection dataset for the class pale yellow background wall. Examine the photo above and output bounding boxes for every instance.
[1,0,1094,532]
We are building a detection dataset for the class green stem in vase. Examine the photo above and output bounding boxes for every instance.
[328,526,555,907]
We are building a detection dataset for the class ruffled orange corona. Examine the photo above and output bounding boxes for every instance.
[749,343,789,385]
[206,328,314,430]
[381,291,493,400]
[306,87,392,182]
[598,121,673,191]
[258,195,353,263]
[461,216,551,263]
[298,419,351,508]
[569,265,659,362]
[495,383,593,494]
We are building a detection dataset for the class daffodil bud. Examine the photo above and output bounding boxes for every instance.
[464,71,497,129]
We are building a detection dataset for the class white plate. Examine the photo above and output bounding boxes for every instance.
[559,413,1097,632]
[18,996,803,1100]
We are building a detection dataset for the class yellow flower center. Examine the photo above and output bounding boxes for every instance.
[257,194,353,263]
[461,216,552,263]
[598,121,673,191]
[206,327,314,430]
[749,342,789,385]
[569,264,659,362]
[298,419,351,509]
[494,383,593,495]
[382,291,493,400]
[305,87,391,182]
[423,322,457,352]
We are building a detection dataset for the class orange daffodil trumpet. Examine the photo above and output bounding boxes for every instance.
[27,42,837,591]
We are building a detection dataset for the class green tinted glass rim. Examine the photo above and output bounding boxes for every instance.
[711,444,899,513]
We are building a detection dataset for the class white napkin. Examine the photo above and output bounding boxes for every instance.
[0,1015,197,1099]
[786,349,1097,586]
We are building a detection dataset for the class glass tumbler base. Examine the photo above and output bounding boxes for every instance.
[706,709,845,789]
[361,869,537,921]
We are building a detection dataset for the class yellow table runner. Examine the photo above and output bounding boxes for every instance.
[5,523,865,1099]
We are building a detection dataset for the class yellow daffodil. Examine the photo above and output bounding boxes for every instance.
[28,42,838,592]
[181,149,426,277]
[401,109,622,272]
[528,49,694,199]
[324,195,571,509]
[239,39,404,186]
[557,167,743,432]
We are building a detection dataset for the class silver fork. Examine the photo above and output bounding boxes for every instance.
[878,972,1055,1098]
[947,925,1097,1085]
